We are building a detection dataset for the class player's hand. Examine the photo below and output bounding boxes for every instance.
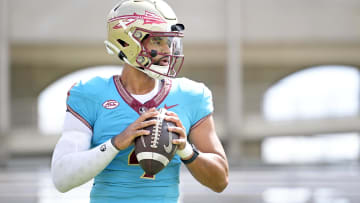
[165,111,187,150]
[111,108,159,151]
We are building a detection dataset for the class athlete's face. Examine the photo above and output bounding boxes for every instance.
[143,36,171,66]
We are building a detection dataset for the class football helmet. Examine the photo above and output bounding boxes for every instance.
[105,0,185,79]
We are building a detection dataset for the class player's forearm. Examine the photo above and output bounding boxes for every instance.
[51,139,118,193]
[185,152,229,193]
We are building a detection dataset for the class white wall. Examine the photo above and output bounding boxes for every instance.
[9,0,360,43]
[242,0,360,42]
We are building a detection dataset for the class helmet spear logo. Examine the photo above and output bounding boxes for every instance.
[109,11,166,29]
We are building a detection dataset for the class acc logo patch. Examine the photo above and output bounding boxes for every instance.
[103,100,119,109]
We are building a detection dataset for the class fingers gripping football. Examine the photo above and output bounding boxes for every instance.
[111,108,159,150]
[165,111,187,150]
[134,108,180,175]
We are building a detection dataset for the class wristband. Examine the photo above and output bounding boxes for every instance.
[176,141,193,159]
[181,144,199,165]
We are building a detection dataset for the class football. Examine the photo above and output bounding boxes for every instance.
[134,108,179,176]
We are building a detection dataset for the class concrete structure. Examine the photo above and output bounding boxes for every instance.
[5,0,360,161]
[0,0,10,165]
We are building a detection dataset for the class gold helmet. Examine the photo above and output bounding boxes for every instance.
[105,0,185,79]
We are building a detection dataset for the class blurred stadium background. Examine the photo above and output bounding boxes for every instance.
[1,0,360,202]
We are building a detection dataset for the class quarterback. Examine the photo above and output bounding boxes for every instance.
[51,0,229,202]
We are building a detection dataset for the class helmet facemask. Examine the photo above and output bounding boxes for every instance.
[133,28,184,79]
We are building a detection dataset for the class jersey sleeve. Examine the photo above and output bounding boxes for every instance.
[190,83,214,130]
[66,81,99,131]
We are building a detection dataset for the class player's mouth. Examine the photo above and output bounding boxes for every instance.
[154,56,169,66]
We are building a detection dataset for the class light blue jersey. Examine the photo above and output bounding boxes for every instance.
[66,75,213,203]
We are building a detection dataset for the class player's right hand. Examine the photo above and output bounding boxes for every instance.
[111,107,159,150]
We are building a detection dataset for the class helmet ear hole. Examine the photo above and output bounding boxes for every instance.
[117,39,129,47]
[141,34,150,42]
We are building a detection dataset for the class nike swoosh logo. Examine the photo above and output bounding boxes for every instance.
[164,104,178,110]
[164,123,172,154]
[140,135,146,148]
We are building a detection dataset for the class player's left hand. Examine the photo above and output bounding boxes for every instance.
[165,111,187,150]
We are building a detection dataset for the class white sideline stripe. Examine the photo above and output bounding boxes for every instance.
[136,152,169,166]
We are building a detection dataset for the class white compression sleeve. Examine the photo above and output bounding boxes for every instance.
[51,112,119,193]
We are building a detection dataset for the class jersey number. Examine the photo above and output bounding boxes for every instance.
[128,149,155,179]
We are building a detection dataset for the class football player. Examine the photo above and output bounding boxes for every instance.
[51,0,229,202]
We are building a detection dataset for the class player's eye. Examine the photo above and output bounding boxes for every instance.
[151,37,171,47]
[151,37,162,45]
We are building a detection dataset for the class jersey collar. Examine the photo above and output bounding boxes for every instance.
[113,75,172,115]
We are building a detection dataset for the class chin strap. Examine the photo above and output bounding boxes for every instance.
[104,40,119,55]
[104,40,133,67]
